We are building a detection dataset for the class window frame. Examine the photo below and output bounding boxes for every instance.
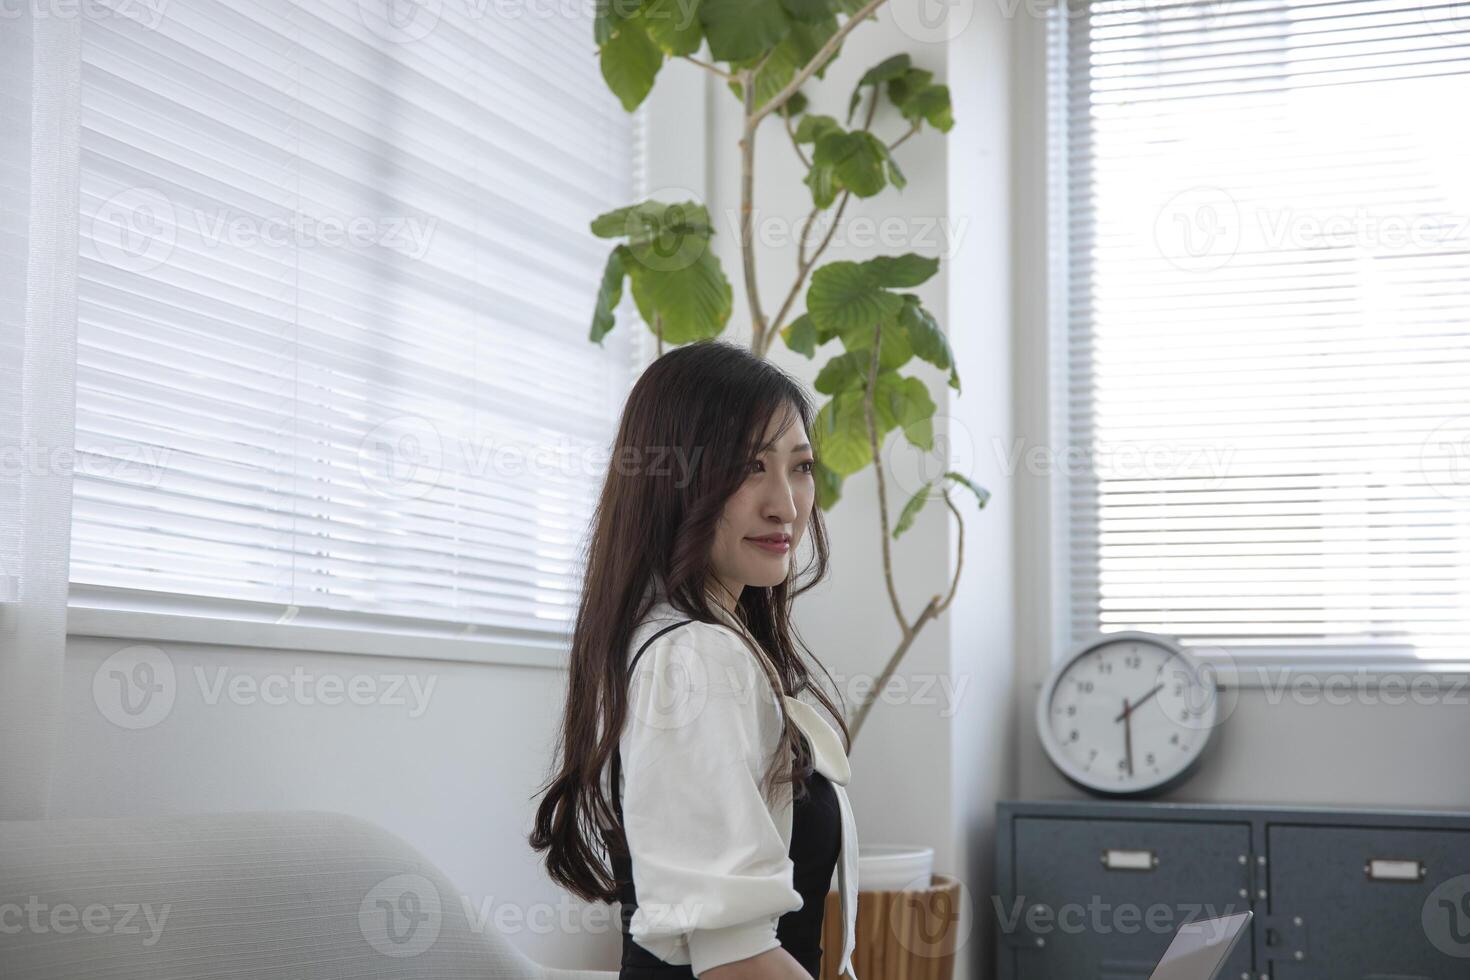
[1011,0,1470,686]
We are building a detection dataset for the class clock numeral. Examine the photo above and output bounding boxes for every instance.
[1098,661,1113,674]
[1069,729,1080,742]
[1170,733,1180,745]
[1066,705,1077,717]
[1075,680,1094,694]
[1145,752,1155,766]
[1124,654,1141,669]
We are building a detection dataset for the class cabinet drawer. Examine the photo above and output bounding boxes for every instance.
[1265,824,1470,980]
[1007,817,1254,980]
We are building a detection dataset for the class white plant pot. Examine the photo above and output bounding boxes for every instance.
[856,843,934,891]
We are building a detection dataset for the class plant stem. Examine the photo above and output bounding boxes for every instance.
[750,0,892,125]
[861,325,907,633]
[740,71,769,352]
[681,54,734,80]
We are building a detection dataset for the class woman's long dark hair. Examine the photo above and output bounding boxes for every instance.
[528,339,849,904]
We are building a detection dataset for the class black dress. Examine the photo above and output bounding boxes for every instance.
[610,620,843,979]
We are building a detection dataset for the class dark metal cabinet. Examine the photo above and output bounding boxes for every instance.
[1265,824,1470,980]
[996,801,1470,980]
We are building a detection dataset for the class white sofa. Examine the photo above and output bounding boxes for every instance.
[0,809,618,980]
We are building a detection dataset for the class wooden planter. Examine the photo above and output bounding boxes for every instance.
[820,874,962,980]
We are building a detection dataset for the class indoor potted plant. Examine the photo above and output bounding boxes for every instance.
[587,2,984,977]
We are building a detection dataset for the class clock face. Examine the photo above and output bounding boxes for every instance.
[1037,633,1218,796]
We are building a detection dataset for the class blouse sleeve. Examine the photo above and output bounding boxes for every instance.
[619,621,803,976]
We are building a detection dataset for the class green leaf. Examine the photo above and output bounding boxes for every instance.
[813,341,911,393]
[858,53,911,87]
[626,245,732,343]
[809,130,888,201]
[897,294,959,392]
[794,113,841,144]
[887,67,933,108]
[945,470,991,509]
[863,252,938,288]
[780,0,832,21]
[893,481,933,537]
[812,389,872,475]
[593,199,732,343]
[807,260,905,335]
[781,312,819,357]
[904,83,953,131]
[727,13,837,110]
[813,457,844,510]
[640,0,703,56]
[848,53,911,123]
[590,244,630,345]
[872,372,935,450]
[591,200,715,248]
[700,0,790,62]
[781,90,810,117]
[594,0,643,45]
[885,148,906,189]
[599,18,663,111]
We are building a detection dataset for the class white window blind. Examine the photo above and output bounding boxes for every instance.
[74,1,647,638]
[1051,0,1470,660]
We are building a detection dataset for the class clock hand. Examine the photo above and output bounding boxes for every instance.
[1114,682,1164,723]
[1123,697,1133,777]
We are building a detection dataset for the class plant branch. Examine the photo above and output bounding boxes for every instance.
[861,326,908,634]
[739,71,769,353]
[681,54,734,80]
[889,121,921,151]
[750,0,891,126]
[763,190,852,357]
[935,490,964,614]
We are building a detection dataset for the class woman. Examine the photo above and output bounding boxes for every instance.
[530,340,859,980]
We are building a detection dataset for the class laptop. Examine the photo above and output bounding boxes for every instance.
[1148,910,1253,980]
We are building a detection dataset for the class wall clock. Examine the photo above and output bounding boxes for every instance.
[1036,631,1222,798]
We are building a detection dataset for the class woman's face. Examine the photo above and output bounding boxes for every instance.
[708,406,816,610]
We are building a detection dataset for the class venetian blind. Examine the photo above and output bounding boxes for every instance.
[73,0,648,638]
[1051,0,1470,659]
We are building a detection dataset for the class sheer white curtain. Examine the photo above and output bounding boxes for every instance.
[0,11,81,819]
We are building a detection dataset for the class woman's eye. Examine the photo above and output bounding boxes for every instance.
[747,460,764,475]
[797,460,815,474]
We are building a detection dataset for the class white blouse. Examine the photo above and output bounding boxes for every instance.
[610,598,860,979]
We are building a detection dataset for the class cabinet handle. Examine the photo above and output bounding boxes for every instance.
[1364,858,1425,881]
[1101,848,1157,871]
